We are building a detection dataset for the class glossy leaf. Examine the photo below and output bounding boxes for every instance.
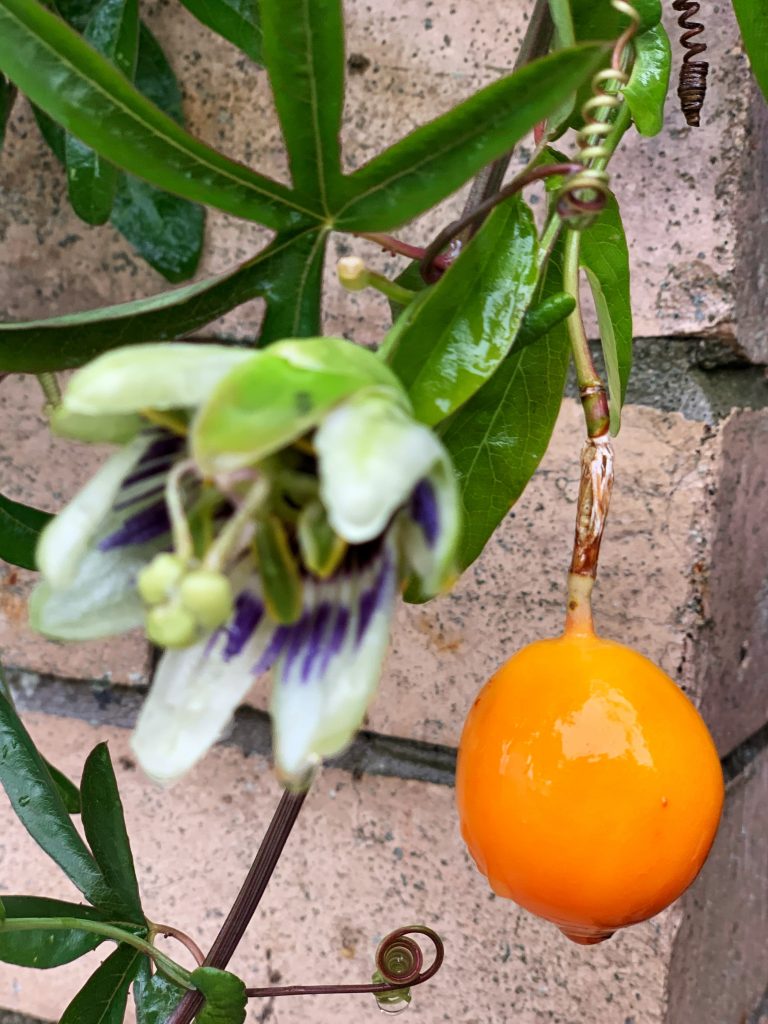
[333,44,607,231]
[64,0,139,225]
[45,760,82,814]
[0,229,323,372]
[572,0,661,39]
[0,73,15,149]
[439,246,571,570]
[81,743,144,924]
[134,959,185,1024]
[0,0,315,228]
[0,896,110,968]
[0,493,52,570]
[0,690,120,914]
[260,0,344,209]
[623,24,671,136]
[191,966,247,1024]
[387,197,539,426]
[132,22,182,122]
[579,194,632,434]
[732,0,768,102]
[60,944,142,1024]
[178,0,261,64]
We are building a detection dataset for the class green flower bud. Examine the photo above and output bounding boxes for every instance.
[146,603,198,648]
[137,553,186,605]
[179,570,234,630]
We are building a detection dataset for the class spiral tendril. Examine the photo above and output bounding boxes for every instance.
[672,0,709,126]
[557,0,641,227]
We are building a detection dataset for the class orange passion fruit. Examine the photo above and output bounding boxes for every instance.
[455,630,724,944]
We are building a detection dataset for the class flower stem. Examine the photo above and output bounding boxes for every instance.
[0,917,193,989]
[204,476,269,573]
[167,787,308,1024]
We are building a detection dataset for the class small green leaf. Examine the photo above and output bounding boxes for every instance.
[297,499,346,578]
[387,197,539,426]
[0,73,16,150]
[64,0,139,225]
[191,967,247,1024]
[333,44,608,231]
[438,245,571,570]
[44,759,82,813]
[178,0,261,64]
[192,338,403,473]
[260,0,344,210]
[0,690,120,914]
[579,193,632,435]
[81,743,144,924]
[0,229,323,372]
[0,896,110,968]
[514,291,576,352]
[0,493,52,570]
[254,516,303,624]
[623,24,671,136]
[0,0,316,228]
[133,959,185,1024]
[60,944,143,1024]
[732,0,768,103]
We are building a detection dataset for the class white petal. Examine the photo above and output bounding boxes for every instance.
[315,393,445,543]
[63,343,254,417]
[35,435,149,589]
[271,542,398,785]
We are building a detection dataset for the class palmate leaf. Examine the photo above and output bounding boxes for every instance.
[0,229,325,372]
[0,0,316,228]
[60,944,143,1024]
[178,0,262,64]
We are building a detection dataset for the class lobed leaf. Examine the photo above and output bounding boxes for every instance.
[178,0,262,64]
[59,944,143,1024]
[0,494,52,570]
[0,896,110,968]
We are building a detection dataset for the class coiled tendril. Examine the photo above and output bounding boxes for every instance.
[672,0,709,126]
[557,0,641,227]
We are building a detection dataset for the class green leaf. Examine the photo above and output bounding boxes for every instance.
[45,760,82,813]
[0,493,52,570]
[438,245,571,570]
[64,0,139,225]
[132,22,182,123]
[333,44,608,231]
[178,0,261,64]
[81,743,144,924]
[60,944,142,1024]
[0,690,120,914]
[732,0,768,102]
[133,959,185,1024]
[260,0,344,210]
[254,516,303,624]
[387,197,539,426]
[622,24,671,136]
[0,896,110,968]
[191,967,247,1024]
[579,193,632,435]
[0,229,323,372]
[572,0,661,40]
[0,0,316,228]
[0,73,16,150]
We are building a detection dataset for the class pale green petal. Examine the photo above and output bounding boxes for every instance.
[50,408,146,444]
[35,436,148,589]
[314,393,445,543]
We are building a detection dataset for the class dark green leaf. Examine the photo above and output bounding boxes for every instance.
[514,291,576,352]
[191,967,247,1024]
[387,197,539,426]
[60,944,142,1024]
[260,0,344,209]
[45,760,82,813]
[439,245,571,570]
[111,175,205,282]
[0,229,323,372]
[572,0,661,40]
[333,44,608,231]
[178,0,261,64]
[56,0,101,32]
[0,493,52,570]
[0,73,16,150]
[0,0,316,228]
[134,960,185,1024]
[0,690,120,913]
[732,0,768,102]
[0,896,110,968]
[622,24,671,136]
[64,0,139,225]
[133,22,183,124]
[32,103,65,161]
[579,193,632,434]
[81,743,144,924]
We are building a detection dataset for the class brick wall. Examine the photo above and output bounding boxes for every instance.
[1,1,767,1021]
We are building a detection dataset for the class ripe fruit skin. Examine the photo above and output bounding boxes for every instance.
[456,632,724,944]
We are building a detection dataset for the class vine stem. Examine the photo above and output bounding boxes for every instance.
[37,372,61,410]
[167,788,308,1024]
[0,918,193,990]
